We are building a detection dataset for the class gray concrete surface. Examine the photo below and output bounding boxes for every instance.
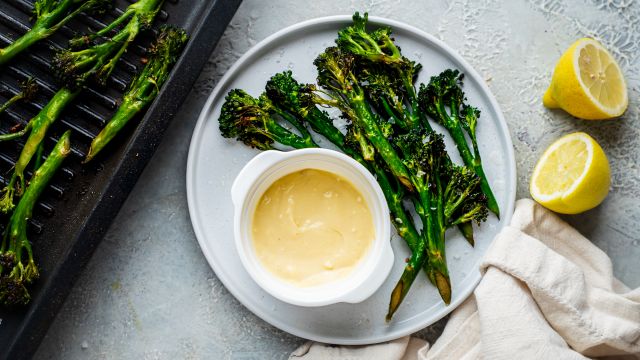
[34,0,639,358]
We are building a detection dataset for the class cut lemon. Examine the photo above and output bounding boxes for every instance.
[543,38,628,120]
[530,132,610,214]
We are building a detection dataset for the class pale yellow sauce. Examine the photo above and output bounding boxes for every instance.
[252,169,375,287]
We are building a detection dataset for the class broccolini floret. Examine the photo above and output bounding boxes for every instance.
[53,0,164,89]
[0,78,40,116]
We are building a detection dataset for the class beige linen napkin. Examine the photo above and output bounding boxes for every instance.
[290,199,640,359]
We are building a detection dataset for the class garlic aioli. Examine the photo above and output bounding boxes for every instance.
[252,169,375,287]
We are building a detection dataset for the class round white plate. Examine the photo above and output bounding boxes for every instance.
[187,15,516,345]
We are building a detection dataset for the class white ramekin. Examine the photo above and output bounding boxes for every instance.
[231,148,393,307]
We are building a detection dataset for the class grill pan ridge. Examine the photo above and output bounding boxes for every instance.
[0,1,242,358]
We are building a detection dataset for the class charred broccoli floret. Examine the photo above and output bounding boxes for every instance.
[53,0,164,89]
[219,89,317,150]
[0,78,40,116]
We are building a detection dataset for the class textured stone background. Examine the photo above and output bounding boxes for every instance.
[34,0,639,359]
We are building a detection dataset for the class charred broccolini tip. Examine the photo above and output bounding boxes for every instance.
[265,71,360,147]
[313,47,358,104]
[0,78,40,116]
[356,64,410,130]
[53,0,165,89]
[336,12,403,65]
[85,25,188,163]
[0,131,71,306]
[418,69,499,217]
[219,89,317,151]
[443,164,488,227]
[0,0,112,66]
[336,12,425,127]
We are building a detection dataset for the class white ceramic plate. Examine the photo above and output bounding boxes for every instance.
[187,15,516,345]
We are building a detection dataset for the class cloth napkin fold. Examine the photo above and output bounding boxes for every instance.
[290,199,640,359]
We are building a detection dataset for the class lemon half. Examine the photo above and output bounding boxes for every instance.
[543,38,628,120]
[530,132,610,214]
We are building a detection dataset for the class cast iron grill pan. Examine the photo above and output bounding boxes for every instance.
[0,0,242,358]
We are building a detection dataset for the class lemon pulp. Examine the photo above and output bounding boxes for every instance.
[534,139,588,197]
[578,42,626,111]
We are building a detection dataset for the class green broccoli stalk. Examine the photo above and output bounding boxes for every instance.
[85,26,188,163]
[53,0,165,89]
[0,78,40,116]
[0,131,71,306]
[418,69,499,217]
[0,0,112,66]
[389,130,448,314]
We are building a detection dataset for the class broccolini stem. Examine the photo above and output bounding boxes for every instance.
[347,94,413,190]
[379,97,405,129]
[84,26,187,162]
[73,7,136,46]
[418,184,451,305]
[0,124,31,142]
[0,0,108,65]
[33,143,45,171]
[85,101,137,163]
[275,110,315,144]
[266,121,318,149]
[4,131,71,286]
[0,96,21,115]
[386,254,423,321]
[406,86,431,132]
[15,89,78,190]
[442,103,499,217]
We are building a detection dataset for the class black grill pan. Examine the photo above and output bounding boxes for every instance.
[0,0,242,358]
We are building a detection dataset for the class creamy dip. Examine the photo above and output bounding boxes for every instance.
[252,169,375,287]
